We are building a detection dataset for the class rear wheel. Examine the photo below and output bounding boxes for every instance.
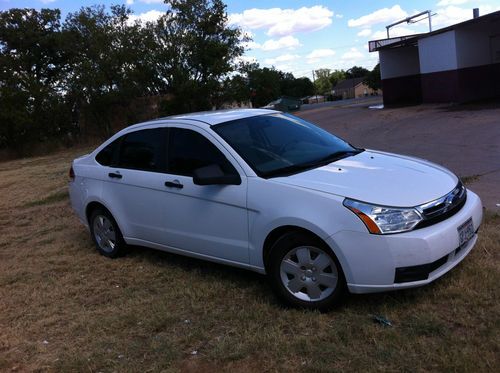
[268,232,346,311]
[89,208,126,258]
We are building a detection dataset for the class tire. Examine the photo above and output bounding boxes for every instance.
[89,208,126,258]
[267,231,346,311]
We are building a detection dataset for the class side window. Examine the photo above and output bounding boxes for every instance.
[168,128,237,177]
[95,137,120,166]
[118,128,165,172]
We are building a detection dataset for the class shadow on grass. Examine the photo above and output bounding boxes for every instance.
[75,221,457,314]
[99,240,436,313]
[127,244,268,287]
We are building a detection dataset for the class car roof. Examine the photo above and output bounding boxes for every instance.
[116,108,281,135]
[160,108,279,126]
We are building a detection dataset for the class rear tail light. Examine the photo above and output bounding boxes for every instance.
[69,165,75,181]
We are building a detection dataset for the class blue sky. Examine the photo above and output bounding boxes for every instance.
[2,0,500,79]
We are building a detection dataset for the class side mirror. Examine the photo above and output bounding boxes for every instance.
[192,164,241,186]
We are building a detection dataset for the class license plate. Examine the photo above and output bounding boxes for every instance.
[457,218,474,247]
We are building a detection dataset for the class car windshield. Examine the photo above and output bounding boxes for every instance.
[212,113,362,178]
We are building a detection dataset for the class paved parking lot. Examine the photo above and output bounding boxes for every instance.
[296,101,500,211]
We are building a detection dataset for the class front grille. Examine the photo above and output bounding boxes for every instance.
[415,181,467,229]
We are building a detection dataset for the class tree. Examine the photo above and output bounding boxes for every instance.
[246,66,281,107]
[0,8,71,151]
[280,73,314,98]
[0,2,249,152]
[313,69,348,94]
[328,70,346,89]
[214,75,250,108]
[152,0,246,114]
[62,5,159,137]
[345,65,369,79]
[364,63,381,91]
[313,68,333,95]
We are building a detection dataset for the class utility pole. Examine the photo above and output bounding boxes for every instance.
[312,70,318,103]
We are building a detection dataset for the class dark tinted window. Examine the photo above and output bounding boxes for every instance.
[213,113,359,177]
[118,128,165,172]
[95,138,120,166]
[168,128,237,177]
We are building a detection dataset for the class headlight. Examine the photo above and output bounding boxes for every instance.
[343,198,423,234]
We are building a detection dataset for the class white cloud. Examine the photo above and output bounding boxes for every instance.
[265,54,300,65]
[126,0,134,5]
[261,36,301,51]
[336,14,344,19]
[348,5,408,28]
[229,6,334,36]
[40,0,56,4]
[432,5,500,27]
[306,49,336,64]
[244,41,261,50]
[128,10,164,24]
[357,29,372,37]
[236,55,258,65]
[138,0,164,4]
[307,49,336,59]
[433,5,472,26]
[436,0,469,6]
[341,47,364,60]
[372,26,419,40]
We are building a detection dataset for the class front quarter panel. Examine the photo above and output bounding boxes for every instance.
[247,177,365,270]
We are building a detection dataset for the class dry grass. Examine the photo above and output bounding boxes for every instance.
[0,147,499,372]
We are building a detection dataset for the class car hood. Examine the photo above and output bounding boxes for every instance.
[272,150,458,207]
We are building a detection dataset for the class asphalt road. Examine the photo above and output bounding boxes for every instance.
[300,96,382,111]
[295,101,500,211]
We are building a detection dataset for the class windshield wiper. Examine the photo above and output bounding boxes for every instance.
[314,149,363,165]
[264,149,363,178]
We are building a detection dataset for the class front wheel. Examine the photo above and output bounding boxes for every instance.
[268,232,346,311]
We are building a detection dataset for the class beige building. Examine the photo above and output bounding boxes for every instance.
[332,78,382,99]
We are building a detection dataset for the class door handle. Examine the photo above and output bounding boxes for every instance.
[165,180,183,189]
[108,172,122,179]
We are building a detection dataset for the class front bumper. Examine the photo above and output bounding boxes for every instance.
[327,190,483,294]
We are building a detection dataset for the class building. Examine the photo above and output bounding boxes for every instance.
[369,10,500,106]
[332,77,381,99]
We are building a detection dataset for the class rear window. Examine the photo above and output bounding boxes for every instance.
[95,138,120,166]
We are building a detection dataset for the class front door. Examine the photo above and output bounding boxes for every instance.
[160,126,249,264]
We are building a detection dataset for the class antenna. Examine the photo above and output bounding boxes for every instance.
[386,10,434,38]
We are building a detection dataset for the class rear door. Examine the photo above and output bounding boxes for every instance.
[99,127,169,244]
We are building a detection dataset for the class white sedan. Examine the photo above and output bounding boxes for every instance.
[69,109,482,310]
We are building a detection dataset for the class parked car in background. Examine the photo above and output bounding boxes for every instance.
[69,109,482,310]
[262,96,301,112]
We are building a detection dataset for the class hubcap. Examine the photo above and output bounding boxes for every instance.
[279,246,338,302]
[92,215,116,253]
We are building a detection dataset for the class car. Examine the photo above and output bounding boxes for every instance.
[262,96,301,112]
[69,109,482,311]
